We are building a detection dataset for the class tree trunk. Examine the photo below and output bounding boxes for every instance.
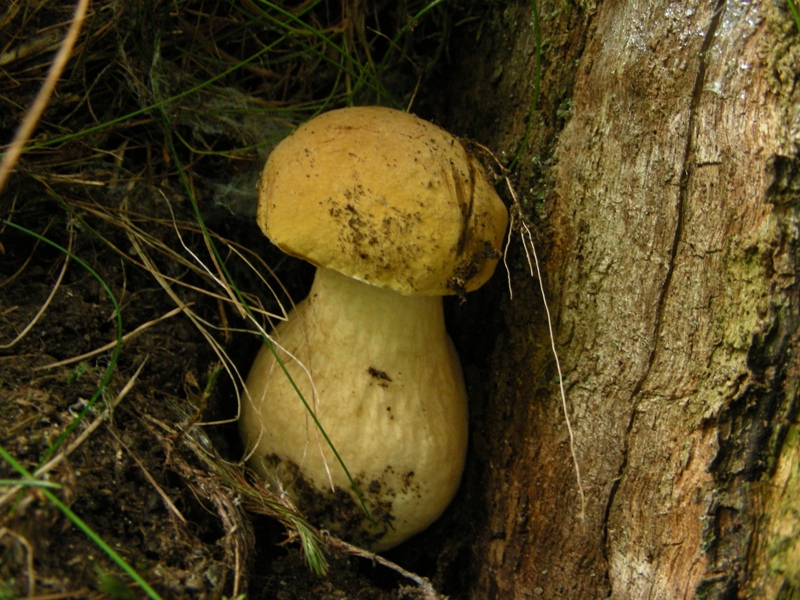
[446,1,800,597]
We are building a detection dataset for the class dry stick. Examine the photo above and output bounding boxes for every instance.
[0,0,89,194]
[0,226,73,349]
[504,180,587,524]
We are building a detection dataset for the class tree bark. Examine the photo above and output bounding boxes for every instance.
[446,1,800,597]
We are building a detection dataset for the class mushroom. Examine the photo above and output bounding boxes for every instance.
[240,106,508,551]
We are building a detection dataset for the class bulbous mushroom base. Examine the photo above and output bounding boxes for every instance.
[240,267,468,551]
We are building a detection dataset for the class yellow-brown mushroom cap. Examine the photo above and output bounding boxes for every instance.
[257,106,509,296]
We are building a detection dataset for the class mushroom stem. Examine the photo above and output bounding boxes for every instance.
[241,266,468,550]
[306,266,449,357]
